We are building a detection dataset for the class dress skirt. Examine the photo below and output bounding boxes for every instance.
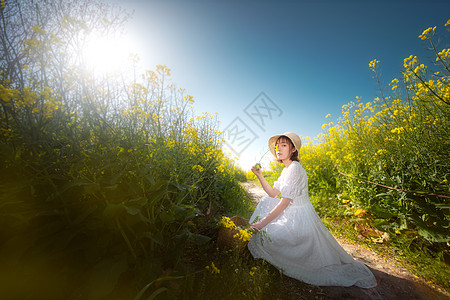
[248,195,377,288]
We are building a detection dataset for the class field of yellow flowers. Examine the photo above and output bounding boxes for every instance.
[1,0,449,298]
[267,20,450,288]
[0,1,257,299]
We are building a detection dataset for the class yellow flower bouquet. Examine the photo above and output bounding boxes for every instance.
[217,216,253,250]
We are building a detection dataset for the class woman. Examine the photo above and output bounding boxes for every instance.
[248,132,377,288]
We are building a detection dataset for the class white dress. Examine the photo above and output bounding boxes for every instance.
[248,161,377,288]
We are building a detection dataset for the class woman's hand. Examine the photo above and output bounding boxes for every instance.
[251,165,262,177]
[251,198,290,233]
[250,221,263,232]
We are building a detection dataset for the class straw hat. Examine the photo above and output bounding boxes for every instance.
[268,132,301,160]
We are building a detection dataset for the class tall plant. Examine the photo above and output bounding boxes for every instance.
[0,0,251,298]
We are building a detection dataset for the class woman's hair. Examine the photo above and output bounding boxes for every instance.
[275,136,299,163]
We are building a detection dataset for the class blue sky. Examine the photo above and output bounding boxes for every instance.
[110,0,449,170]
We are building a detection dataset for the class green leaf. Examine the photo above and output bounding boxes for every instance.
[435,203,450,210]
[417,228,450,243]
[124,205,141,216]
[134,275,184,300]
[408,213,450,242]
[148,287,168,300]
[159,210,175,223]
[370,206,397,219]
[189,233,211,245]
[372,218,390,231]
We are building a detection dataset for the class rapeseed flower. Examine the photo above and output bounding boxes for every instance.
[192,164,204,173]
[216,164,225,173]
[233,228,253,242]
[354,208,367,217]
[220,216,236,229]
[205,262,220,274]
[419,26,436,40]
[369,59,379,70]
[220,216,253,242]
[376,149,388,156]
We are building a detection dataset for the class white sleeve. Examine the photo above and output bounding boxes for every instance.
[273,180,280,191]
[278,163,302,199]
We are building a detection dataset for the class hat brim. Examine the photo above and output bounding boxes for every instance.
[268,132,301,160]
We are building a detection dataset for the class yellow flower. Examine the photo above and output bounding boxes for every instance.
[236,228,253,242]
[31,25,46,35]
[192,164,204,173]
[206,262,220,274]
[354,208,367,217]
[436,48,450,61]
[445,19,450,27]
[184,94,194,104]
[391,127,404,134]
[390,78,399,90]
[376,149,388,156]
[419,26,436,40]
[216,164,225,173]
[403,55,417,68]
[211,262,220,274]
[220,216,236,229]
[369,59,379,69]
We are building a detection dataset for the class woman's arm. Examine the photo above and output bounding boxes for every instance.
[251,165,280,198]
[251,197,291,230]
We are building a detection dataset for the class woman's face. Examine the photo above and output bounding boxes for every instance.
[276,138,294,161]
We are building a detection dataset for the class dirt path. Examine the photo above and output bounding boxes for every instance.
[240,181,449,300]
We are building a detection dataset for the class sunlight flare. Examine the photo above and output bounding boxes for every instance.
[82,32,137,74]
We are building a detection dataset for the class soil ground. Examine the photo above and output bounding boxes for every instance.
[240,181,450,300]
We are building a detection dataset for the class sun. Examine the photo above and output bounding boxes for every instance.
[82,32,136,74]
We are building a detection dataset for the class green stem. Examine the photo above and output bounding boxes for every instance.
[116,217,136,259]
